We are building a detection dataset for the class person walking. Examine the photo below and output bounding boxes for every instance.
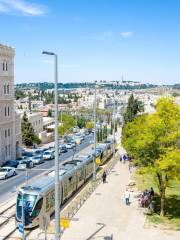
[124,189,130,206]
[102,171,107,183]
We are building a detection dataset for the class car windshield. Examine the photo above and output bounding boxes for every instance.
[19,161,27,164]
[44,152,50,155]
[34,156,40,159]
[0,168,8,172]
[17,193,37,219]
[35,150,42,154]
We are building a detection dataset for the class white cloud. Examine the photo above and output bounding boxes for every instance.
[120,31,133,38]
[0,0,46,16]
[87,31,112,41]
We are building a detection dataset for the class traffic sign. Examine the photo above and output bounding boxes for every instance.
[18,223,24,234]
[96,157,101,165]
[60,218,70,228]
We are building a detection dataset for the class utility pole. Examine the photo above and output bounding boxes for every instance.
[93,80,97,181]
[42,51,60,239]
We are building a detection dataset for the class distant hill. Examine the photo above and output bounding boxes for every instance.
[15,82,158,90]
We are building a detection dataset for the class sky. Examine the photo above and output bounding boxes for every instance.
[0,0,180,85]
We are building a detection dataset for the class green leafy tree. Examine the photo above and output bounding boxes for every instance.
[77,117,86,129]
[58,113,75,136]
[47,109,52,117]
[21,112,41,146]
[123,94,144,123]
[86,121,94,132]
[122,97,180,216]
[15,89,26,100]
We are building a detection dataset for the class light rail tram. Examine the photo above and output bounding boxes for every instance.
[15,141,113,228]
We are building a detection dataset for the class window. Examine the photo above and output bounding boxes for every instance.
[8,107,10,116]
[2,61,8,72]
[5,107,7,117]
[7,84,9,94]
[5,130,7,138]
[31,198,43,219]
[8,144,10,155]
[3,84,10,95]
[3,62,5,71]
[5,146,8,156]
[8,129,10,137]
[4,85,6,94]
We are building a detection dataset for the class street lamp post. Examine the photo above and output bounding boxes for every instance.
[42,51,60,239]
[113,91,116,158]
[93,80,97,181]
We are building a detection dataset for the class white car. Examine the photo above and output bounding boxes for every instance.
[43,150,54,160]
[0,167,16,180]
[65,143,74,149]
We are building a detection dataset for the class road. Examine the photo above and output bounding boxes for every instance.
[0,135,93,202]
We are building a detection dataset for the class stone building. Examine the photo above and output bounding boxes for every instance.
[0,44,21,165]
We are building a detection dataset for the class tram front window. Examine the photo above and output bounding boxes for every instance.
[17,193,37,220]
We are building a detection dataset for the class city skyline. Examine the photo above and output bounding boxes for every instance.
[0,0,180,84]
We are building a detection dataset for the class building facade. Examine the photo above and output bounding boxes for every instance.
[0,44,21,165]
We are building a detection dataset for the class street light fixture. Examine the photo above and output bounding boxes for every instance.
[42,51,60,240]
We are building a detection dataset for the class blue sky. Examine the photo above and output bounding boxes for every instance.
[0,0,180,85]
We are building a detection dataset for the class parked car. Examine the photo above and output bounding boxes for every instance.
[16,156,28,162]
[2,160,19,168]
[65,143,74,149]
[59,145,68,153]
[34,149,44,156]
[31,155,44,165]
[41,147,50,152]
[43,150,54,160]
[22,152,35,158]
[0,167,16,179]
[17,160,34,170]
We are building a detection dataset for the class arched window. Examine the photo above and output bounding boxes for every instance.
[7,84,9,94]
[8,106,10,116]
[3,62,5,71]
[4,85,6,94]
[5,106,7,117]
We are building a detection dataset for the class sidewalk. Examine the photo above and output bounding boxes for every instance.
[61,160,180,240]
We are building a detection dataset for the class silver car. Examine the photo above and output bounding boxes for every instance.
[31,155,44,165]
[0,167,16,180]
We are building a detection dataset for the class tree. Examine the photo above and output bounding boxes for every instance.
[58,113,75,136]
[122,97,180,216]
[86,121,94,132]
[110,121,113,135]
[77,117,86,129]
[47,109,52,117]
[123,94,144,123]
[15,89,26,100]
[21,112,41,146]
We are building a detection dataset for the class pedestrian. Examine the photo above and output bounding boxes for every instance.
[102,171,107,183]
[149,187,155,198]
[122,154,126,164]
[124,189,130,205]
